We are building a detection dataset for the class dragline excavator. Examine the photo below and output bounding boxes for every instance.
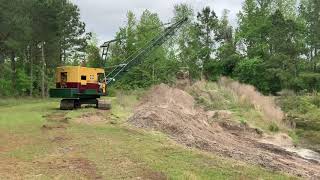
[49,17,188,110]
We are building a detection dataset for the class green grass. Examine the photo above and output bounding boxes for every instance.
[0,97,296,179]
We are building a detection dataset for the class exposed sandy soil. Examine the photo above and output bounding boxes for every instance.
[36,157,103,179]
[128,84,320,179]
[43,113,70,123]
[0,157,34,179]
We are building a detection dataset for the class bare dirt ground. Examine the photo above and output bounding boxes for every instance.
[36,109,166,179]
[128,84,320,179]
[75,110,109,125]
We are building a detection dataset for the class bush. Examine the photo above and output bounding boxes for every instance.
[16,69,31,95]
[310,94,320,107]
[204,61,223,81]
[233,57,271,94]
[299,72,320,92]
[280,95,316,114]
[268,123,279,132]
[239,118,247,126]
[221,54,241,76]
[0,78,12,96]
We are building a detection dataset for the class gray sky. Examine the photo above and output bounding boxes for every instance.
[72,0,244,43]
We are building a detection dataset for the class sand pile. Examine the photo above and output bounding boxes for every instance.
[129,84,320,178]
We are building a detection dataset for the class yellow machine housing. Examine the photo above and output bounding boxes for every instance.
[54,66,106,94]
[49,66,110,110]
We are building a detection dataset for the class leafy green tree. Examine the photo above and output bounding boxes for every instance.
[300,0,320,72]
[108,11,137,68]
[171,4,202,79]
[237,0,272,59]
[16,69,31,95]
[215,10,241,76]
[196,7,219,67]
[125,11,137,58]
[268,10,304,78]
[109,10,177,89]
[130,10,169,87]
[0,0,87,96]
[86,35,103,68]
[234,57,271,93]
[272,0,298,19]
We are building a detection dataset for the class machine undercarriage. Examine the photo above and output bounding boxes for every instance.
[60,98,111,110]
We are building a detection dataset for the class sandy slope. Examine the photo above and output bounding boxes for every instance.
[129,84,320,179]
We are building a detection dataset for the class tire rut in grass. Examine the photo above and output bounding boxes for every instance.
[41,112,70,130]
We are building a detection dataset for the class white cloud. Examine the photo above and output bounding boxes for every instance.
[72,0,244,43]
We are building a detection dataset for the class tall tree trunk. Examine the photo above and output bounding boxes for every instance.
[0,52,4,65]
[314,48,318,72]
[0,52,4,79]
[63,49,66,64]
[11,51,16,91]
[41,42,46,99]
[59,48,63,66]
[205,24,210,63]
[29,46,33,97]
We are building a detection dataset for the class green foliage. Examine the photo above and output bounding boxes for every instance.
[86,36,103,68]
[239,118,247,126]
[0,0,87,97]
[16,69,31,95]
[171,4,203,79]
[299,72,320,91]
[234,1,307,94]
[2,0,320,96]
[0,78,12,96]
[196,7,218,65]
[280,93,320,151]
[288,131,300,145]
[234,57,270,93]
[268,123,280,132]
[0,63,13,96]
[203,61,223,81]
[108,10,180,89]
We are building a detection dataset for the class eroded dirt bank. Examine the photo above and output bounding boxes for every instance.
[128,84,320,179]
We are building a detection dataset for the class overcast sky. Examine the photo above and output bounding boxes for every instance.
[72,0,244,43]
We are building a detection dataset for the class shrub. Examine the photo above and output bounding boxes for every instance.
[0,78,12,96]
[16,69,31,95]
[299,72,320,92]
[204,61,223,81]
[239,118,247,126]
[269,123,279,132]
[233,57,271,94]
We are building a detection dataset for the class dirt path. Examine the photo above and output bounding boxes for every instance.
[128,84,320,179]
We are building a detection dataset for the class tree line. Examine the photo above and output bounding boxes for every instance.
[100,0,320,94]
[0,0,88,97]
[1,0,320,96]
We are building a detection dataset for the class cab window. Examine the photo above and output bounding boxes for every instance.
[98,73,105,82]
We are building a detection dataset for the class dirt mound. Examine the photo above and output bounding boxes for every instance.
[129,84,320,178]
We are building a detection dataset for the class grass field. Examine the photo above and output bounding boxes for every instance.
[0,96,296,179]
